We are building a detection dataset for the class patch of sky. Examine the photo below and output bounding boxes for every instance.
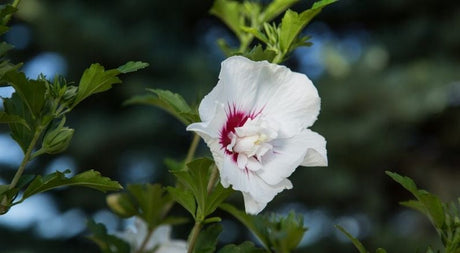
[0,133,23,167]
[5,24,31,50]
[0,193,58,230]
[93,209,119,234]
[44,156,77,177]
[118,152,156,184]
[0,86,15,110]
[35,208,87,239]
[23,52,67,79]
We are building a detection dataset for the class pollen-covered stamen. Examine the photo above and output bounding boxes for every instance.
[226,117,278,171]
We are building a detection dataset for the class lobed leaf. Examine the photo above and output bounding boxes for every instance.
[124,89,199,125]
[210,0,243,37]
[21,170,122,201]
[168,186,197,218]
[0,111,29,128]
[262,0,299,23]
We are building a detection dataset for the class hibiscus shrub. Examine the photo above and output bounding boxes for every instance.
[2,0,460,253]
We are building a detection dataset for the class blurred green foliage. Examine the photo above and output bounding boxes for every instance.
[1,0,460,252]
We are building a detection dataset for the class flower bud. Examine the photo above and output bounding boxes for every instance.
[42,126,74,154]
[106,193,137,218]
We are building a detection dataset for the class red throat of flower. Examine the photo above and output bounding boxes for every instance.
[219,105,251,161]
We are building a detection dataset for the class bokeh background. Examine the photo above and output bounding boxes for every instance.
[1,0,460,252]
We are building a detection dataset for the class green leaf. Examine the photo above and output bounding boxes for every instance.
[335,225,367,253]
[376,248,388,253]
[269,211,307,252]
[125,89,199,125]
[3,93,34,152]
[106,192,139,218]
[220,203,271,250]
[245,45,277,62]
[21,170,122,201]
[87,220,131,253]
[262,0,299,22]
[2,70,47,119]
[210,0,243,37]
[0,42,14,57]
[205,182,234,217]
[168,186,197,218]
[73,63,122,106]
[117,61,149,74]
[193,223,222,253]
[386,171,445,229]
[218,241,266,253]
[279,0,336,54]
[126,184,172,228]
[0,111,29,128]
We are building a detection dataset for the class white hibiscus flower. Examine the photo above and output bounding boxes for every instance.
[118,218,187,253]
[187,56,327,215]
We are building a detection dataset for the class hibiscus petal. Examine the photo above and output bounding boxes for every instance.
[300,129,328,167]
[219,56,321,138]
[257,129,326,185]
[242,178,293,215]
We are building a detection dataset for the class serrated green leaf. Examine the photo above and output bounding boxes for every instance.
[245,45,277,62]
[117,61,149,74]
[21,170,122,201]
[218,241,266,253]
[3,93,34,152]
[125,89,199,125]
[2,70,46,119]
[167,186,197,218]
[210,0,243,37]
[73,63,121,106]
[193,223,222,253]
[0,111,29,128]
[279,0,336,54]
[220,203,271,250]
[335,225,367,253]
[87,219,131,253]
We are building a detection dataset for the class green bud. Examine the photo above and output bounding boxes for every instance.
[106,193,137,218]
[42,126,74,154]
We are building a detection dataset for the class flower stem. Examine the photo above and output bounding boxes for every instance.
[207,165,219,194]
[187,165,220,253]
[9,126,42,190]
[184,133,200,168]
[187,221,202,253]
[135,226,155,253]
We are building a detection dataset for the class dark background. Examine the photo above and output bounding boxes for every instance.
[1,0,460,252]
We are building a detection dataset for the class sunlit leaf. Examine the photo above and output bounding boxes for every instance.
[262,0,299,22]
[117,61,149,74]
[210,0,243,36]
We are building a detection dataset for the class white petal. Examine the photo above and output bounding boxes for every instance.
[246,157,262,171]
[300,129,328,167]
[220,155,292,214]
[257,129,326,185]
[242,178,293,215]
[156,240,188,253]
[237,153,248,169]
